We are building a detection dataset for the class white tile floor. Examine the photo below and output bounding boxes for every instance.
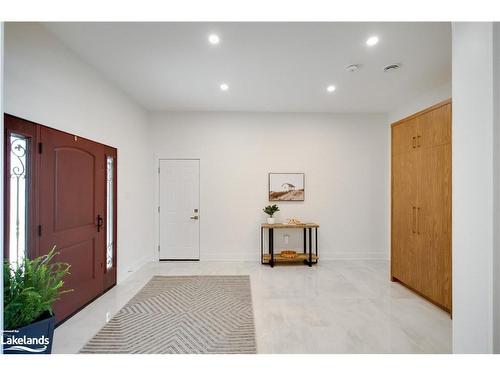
[53,260,452,354]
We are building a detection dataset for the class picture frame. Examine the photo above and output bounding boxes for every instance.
[268,173,305,201]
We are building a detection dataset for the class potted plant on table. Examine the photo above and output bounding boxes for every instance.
[3,247,71,354]
[263,204,280,224]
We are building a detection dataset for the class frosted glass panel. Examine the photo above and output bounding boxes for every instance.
[9,133,29,266]
[106,156,114,270]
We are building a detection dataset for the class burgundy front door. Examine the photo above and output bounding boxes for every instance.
[4,115,118,324]
[38,126,106,322]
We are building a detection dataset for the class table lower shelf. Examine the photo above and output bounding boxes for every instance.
[262,253,319,264]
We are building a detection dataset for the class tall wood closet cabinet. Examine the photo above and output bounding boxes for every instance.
[391,99,452,313]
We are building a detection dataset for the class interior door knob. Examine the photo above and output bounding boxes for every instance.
[190,215,199,220]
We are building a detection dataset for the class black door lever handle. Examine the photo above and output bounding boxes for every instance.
[97,214,103,232]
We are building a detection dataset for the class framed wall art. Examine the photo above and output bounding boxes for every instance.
[268,173,305,201]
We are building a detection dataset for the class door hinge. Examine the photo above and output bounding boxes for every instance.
[38,142,43,154]
[158,166,160,174]
[38,225,42,236]
[158,206,160,213]
[157,245,160,252]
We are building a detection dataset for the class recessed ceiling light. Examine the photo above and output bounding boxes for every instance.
[220,83,229,91]
[326,85,336,93]
[366,36,379,47]
[208,34,220,45]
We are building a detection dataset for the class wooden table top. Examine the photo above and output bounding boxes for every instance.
[261,223,319,229]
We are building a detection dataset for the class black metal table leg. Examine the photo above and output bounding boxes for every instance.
[315,227,318,258]
[269,228,274,268]
[308,227,312,267]
[261,226,263,264]
[303,228,306,254]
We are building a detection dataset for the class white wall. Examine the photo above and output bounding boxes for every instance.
[387,81,452,124]
[150,112,389,261]
[4,23,154,283]
[452,22,495,354]
[493,22,500,355]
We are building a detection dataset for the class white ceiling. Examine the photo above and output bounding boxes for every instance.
[43,22,451,113]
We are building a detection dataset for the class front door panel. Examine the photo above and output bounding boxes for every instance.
[39,126,105,323]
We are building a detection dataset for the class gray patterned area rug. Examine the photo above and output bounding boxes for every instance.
[80,275,256,354]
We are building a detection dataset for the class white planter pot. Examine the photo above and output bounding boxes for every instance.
[267,217,275,224]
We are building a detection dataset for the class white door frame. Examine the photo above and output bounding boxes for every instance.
[156,158,200,261]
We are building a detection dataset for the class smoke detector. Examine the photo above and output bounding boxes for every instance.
[384,63,401,72]
[345,64,360,72]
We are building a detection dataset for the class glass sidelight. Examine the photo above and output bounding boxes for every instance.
[8,133,29,266]
[106,155,114,270]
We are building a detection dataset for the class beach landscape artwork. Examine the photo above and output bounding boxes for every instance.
[268,173,305,201]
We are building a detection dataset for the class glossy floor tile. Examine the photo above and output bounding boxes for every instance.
[53,260,452,354]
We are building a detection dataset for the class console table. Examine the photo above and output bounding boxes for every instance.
[260,223,319,267]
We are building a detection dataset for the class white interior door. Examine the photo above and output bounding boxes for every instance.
[159,159,200,260]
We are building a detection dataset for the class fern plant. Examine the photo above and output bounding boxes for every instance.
[3,247,72,330]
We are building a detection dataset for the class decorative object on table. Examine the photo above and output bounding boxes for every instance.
[80,275,256,354]
[280,250,298,258]
[269,173,305,201]
[3,247,72,354]
[263,204,280,224]
[286,218,303,225]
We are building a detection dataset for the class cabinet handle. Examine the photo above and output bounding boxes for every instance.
[412,206,416,233]
[417,135,421,148]
[412,136,416,148]
[417,207,421,234]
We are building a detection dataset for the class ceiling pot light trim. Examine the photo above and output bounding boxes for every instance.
[220,83,229,91]
[208,34,220,45]
[366,36,379,46]
[326,85,336,93]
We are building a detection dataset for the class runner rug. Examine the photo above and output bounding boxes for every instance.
[80,275,256,354]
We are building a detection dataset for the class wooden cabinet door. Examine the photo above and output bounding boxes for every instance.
[392,118,418,156]
[391,150,419,285]
[417,143,452,311]
[417,103,451,150]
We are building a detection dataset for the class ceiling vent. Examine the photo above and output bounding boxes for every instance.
[345,64,360,72]
[384,63,401,72]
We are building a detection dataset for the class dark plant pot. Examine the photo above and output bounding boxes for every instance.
[3,311,55,354]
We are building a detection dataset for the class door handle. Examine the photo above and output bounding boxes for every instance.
[97,214,103,232]
[190,215,199,220]
[412,207,416,234]
[412,136,416,148]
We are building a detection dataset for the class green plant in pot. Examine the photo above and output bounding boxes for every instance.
[263,204,280,224]
[3,247,71,354]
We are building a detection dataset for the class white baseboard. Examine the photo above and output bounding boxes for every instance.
[201,252,258,262]
[320,252,389,260]
[117,255,153,284]
[199,250,388,262]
